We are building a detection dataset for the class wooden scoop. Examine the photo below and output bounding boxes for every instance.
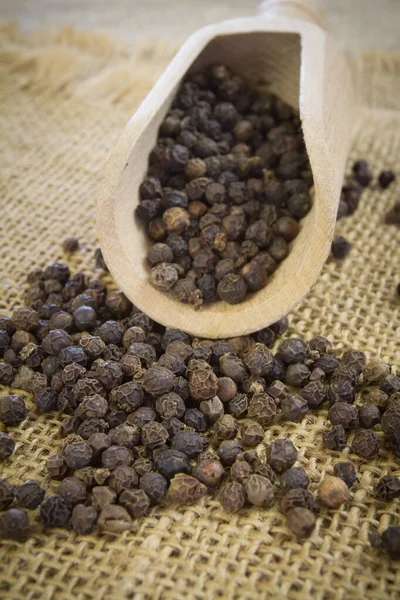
[97,0,355,339]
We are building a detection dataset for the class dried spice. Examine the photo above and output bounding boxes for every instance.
[374,475,400,501]
[244,474,274,507]
[219,481,246,513]
[71,504,97,534]
[351,430,381,459]
[15,481,45,509]
[267,439,297,474]
[0,254,399,552]
[331,236,351,259]
[0,479,15,510]
[280,488,318,515]
[280,467,309,492]
[40,496,72,527]
[137,64,313,306]
[319,475,349,508]
[0,394,28,425]
[0,508,30,541]
[169,473,207,505]
[120,489,150,517]
[381,527,400,560]
[98,504,132,533]
[0,432,15,459]
[322,425,346,451]
[286,507,315,538]
[333,462,357,488]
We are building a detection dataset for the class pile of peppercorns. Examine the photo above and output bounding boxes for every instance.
[0,258,399,559]
[135,64,315,307]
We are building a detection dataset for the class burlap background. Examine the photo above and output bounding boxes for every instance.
[0,23,399,600]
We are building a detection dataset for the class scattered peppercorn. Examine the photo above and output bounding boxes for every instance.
[351,430,381,459]
[40,495,72,527]
[319,475,349,508]
[15,481,45,509]
[381,527,400,560]
[286,507,316,538]
[0,394,28,425]
[331,236,351,259]
[0,253,398,552]
[219,481,246,513]
[0,432,15,459]
[333,462,357,488]
[374,475,400,501]
[280,467,309,492]
[0,508,30,541]
[378,170,395,189]
[267,439,297,474]
[62,237,80,253]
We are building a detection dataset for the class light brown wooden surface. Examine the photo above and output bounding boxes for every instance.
[98,2,354,337]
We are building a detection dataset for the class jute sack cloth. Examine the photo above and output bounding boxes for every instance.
[0,23,399,600]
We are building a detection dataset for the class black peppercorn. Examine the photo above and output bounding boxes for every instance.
[333,461,357,488]
[331,236,351,259]
[0,432,15,459]
[0,394,28,426]
[0,508,30,541]
[40,495,72,527]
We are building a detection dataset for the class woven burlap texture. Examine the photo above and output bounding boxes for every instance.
[0,23,399,600]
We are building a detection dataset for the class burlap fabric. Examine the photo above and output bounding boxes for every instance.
[0,23,399,600]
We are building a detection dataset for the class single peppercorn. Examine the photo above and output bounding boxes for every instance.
[286,507,316,538]
[328,402,359,430]
[281,467,309,492]
[351,430,381,459]
[331,236,351,259]
[120,488,151,517]
[15,481,44,509]
[153,448,191,480]
[0,394,28,426]
[64,440,93,469]
[381,527,400,560]
[352,160,372,187]
[0,479,15,510]
[71,504,97,534]
[333,462,357,488]
[217,439,243,466]
[169,473,207,505]
[374,475,400,501]
[281,394,308,422]
[40,495,72,527]
[0,508,30,541]
[359,404,381,428]
[322,425,346,451]
[319,475,349,508]
[0,432,15,460]
[247,393,276,427]
[378,170,395,189]
[139,472,168,504]
[219,481,246,513]
[217,273,248,304]
[98,504,132,533]
[57,477,87,505]
[244,474,274,507]
[277,338,308,364]
[267,439,297,474]
[241,420,264,447]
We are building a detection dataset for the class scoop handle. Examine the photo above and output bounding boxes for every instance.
[257,0,327,29]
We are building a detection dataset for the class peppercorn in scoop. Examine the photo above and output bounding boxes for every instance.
[136,64,314,307]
